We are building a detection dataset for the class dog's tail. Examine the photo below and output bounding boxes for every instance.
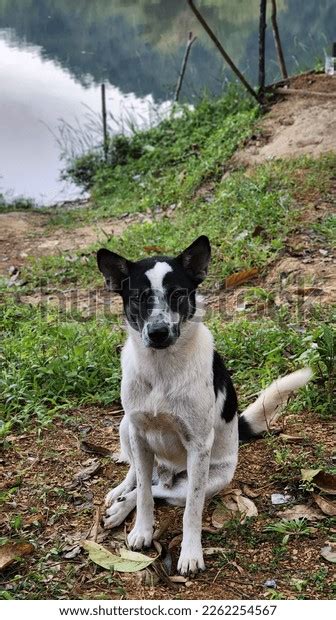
[238,367,313,441]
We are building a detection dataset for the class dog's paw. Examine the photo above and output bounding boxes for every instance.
[104,493,136,529]
[127,525,153,550]
[105,485,125,507]
[177,545,205,576]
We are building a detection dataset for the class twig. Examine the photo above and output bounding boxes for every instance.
[265,69,318,90]
[273,87,336,98]
[258,0,267,94]
[187,0,260,103]
[174,31,197,102]
[86,505,103,542]
[270,0,288,79]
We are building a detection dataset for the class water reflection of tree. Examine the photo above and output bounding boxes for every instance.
[0,0,334,101]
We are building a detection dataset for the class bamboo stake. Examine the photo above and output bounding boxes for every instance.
[187,0,260,103]
[101,84,108,162]
[174,31,197,102]
[258,0,267,94]
[270,0,288,79]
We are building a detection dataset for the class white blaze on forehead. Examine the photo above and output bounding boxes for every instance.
[145,261,172,293]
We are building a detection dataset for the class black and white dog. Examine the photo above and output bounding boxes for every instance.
[97,236,312,575]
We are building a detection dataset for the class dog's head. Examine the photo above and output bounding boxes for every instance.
[97,235,211,349]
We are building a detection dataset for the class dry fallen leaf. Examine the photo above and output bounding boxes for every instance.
[236,495,258,519]
[312,472,336,495]
[82,540,158,572]
[313,494,336,517]
[170,575,188,584]
[242,484,261,499]
[212,493,258,528]
[229,560,245,575]
[271,493,292,506]
[225,268,259,289]
[143,246,165,254]
[320,543,336,564]
[301,469,336,495]
[280,504,326,522]
[80,441,113,457]
[168,535,182,550]
[301,468,321,482]
[74,459,102,483]
[23,513,45,528]
[0,541,34,571]
[203,547,226,556]
[86,505,103,542]
[153,518,171,541]
[63,546,82,560]
[221,487,242,497]
[279,434,304,443]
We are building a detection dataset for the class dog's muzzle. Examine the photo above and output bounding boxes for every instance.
[144,321,178,349]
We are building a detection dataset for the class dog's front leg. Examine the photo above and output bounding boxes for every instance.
[127,423,154,549]
[178,432,213,575]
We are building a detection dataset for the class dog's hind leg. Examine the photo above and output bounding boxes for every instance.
[151,461,237,506]
[105,488,137,528]
[104,462,236,530]
[105,466,136,507]
[104,478,185,530]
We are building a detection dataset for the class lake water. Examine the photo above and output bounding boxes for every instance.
[0,0,334,205]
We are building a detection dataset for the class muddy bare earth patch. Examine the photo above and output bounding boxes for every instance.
[0,211,143,276]
[234,74,336,167]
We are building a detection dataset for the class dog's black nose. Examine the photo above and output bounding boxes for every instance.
[147,323,170,348]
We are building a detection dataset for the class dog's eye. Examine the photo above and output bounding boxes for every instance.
[170,289,187,304]
[130,290,151,306]
[129,294,140,306]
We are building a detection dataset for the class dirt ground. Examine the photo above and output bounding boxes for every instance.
[0,203,174,277]
[1,406,335,600]
[234,74,336,167]
[0,210,138,276]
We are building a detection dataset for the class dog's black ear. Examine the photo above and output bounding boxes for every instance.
[177,235,211,284]
[97,248,131,293]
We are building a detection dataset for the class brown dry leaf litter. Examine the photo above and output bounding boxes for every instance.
[1,406,335,600]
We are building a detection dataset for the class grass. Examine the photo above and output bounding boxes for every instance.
[21,153,336,292]
[313,214,336,245]
[264,519,313,537]
[0,195,37,213]
[50,89,259,227]
[0,302,123,431]
[1,90,335,430]
[0,297,334,433]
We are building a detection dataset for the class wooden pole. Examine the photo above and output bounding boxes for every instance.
[258,0,267,94]
[101,83,108,161]
[187,0,260,103]
[270,0,288,79]
[174,31,197,102]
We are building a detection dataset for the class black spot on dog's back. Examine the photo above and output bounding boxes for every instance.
[212,350,237,423]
